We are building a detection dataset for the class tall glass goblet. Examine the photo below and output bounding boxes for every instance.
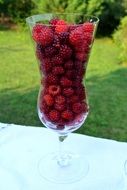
[26,13,99,183]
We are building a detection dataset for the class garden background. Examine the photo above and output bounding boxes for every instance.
[0,0,127,141]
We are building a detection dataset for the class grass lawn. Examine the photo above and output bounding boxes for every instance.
[0,30,127,141]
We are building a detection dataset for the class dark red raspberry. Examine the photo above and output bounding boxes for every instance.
[36,43,44,61]
[65,69,76,79]
[69,26,84,47]
[58,32,69,44]
[40,58,52,74]
[49,110,60,122]
[59,45,72,59]
[81,102,89,112]
[64,60,74,69]
[52,35,60,48]
[63,87,74,97]
[48,85,61,96]
[84,32,93,44]
[76,85,86,100]
[55,20,68,33]
[60,77,72,87]
[69,25,78,32]
[61,110,73,121]
[43,94,54,106]
[44,46,58,57]
[32,24,54,46]
[55,95,66,104]
[52,66,64,75]
[72,102,83,114]
[52,55,63,65]
[54,103,65,111]
[46,74,58,85]
[83,22,94,33]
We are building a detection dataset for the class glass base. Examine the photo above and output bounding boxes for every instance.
[38,152,89,184]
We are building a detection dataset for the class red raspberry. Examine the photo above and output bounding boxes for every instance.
[44,46,57,57]
[75,52,86,62]
[69,95,79,103]
[48,85,61,96]
[60,77,72,87]
[32,24,54,46]
[49,18,59,26]
[39,100,50,114]
[58,32,69,44]
[43,94,54,106]
[55,95,66,104]
[64,60,74,69]
[49,110,60,122]
[52,66,64,75]
[46,74,58,85]
[55,20,68,33]
[76,85,86,100]
[40,58,52,74]
[59,45,72,59]
[69,26,84,47]
[52,55,63,65]
[63,87,74,97]
[61,110,73,121]
[72,102,83,114]
[81,102,89,112]
[83,22,94,33]
[84,32,93,44]
[54,103,65,111]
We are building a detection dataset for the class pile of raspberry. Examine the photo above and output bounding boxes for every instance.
[32,18,94,128]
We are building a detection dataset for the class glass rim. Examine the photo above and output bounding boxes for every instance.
[26,13,99,25]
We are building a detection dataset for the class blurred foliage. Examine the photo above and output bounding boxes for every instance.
[113,16,127,65]
[0,0,126,35]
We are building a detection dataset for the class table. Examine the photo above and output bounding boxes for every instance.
[0,122,127,190]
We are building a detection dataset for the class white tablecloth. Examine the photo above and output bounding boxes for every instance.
[0,122,127,190]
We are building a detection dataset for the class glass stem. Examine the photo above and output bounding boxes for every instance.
[57,135,71,167]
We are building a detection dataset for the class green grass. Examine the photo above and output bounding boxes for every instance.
[0,30,127,141]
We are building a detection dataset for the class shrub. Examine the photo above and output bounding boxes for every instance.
[113,16,127,64]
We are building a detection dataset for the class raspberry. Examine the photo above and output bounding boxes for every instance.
[40,58,52,74]
[49,18,59,26]
[65,69,76,79]
[58,32,69,44]
[60,77,72,87]
[75,52,86,62]
[61,110,73,121]
[84,32,93,44]
[43,94,54,106]
[48,85,61,96]
[32,24,54,46]
[46,74,58,85]
[69,95,79,103]
[55,20,68,33]
[55,103,65,111]
[52,66,64,75]
[59,45,72,59]
[76,85,86,100]
[72,102,83,114]
[36,43,44,61]
[49,110,60,122]
[64,60,74,69]
[52,35,60,48]
[83,22,94,33]
[55,95,66,104]
[52,55,63,65]
[44,46,57,57]
[63,87,74,97]
[81,102,89,112]
[39,100,50,114]
[69,26,84,47]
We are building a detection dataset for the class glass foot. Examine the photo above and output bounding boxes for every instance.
[38,152,89,184]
